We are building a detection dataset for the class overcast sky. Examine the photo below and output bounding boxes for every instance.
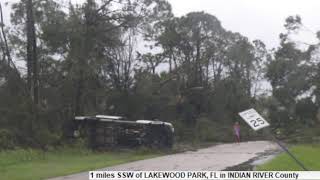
[167,0,320,49]
[2,0,320,49]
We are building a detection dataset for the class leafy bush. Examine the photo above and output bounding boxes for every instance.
[0,129,16,150]
[27,128,62,150]
[285,125,320,143]
[195,118,226,142]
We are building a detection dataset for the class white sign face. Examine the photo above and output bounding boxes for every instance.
[238,108,270,131]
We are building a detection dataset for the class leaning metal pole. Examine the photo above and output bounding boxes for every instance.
[266,128,308,171]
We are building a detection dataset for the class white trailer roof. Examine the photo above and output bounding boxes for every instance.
[95,115,124,120]
[75,115,125,121]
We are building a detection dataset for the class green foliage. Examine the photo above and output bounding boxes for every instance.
[173,117,264,143]
[195,118,232,142]
[0,129,16,149]
[32,128,61,148]
[265,16,320,134]
[3,0,319,151]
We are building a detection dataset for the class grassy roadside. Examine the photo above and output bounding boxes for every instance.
[0,141,217,180]
[0,148,162,180]
[257,144,320,170]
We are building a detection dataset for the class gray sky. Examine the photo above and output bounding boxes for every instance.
[167,0,320,49]
[2,0,320,49]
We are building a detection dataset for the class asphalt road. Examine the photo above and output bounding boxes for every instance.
[49,141,279,180]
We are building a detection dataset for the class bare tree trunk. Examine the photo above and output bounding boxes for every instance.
[0,3,12,66]
[75,72,84,115]
[75,0,93,115]
[169,48,173,72]
[26,0,33,95]
[205,59,209,86]
[196,39,202,86]
[26,0,39,131]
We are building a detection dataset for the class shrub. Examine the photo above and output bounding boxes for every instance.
[33,129,62,149]
[0,129,16,150]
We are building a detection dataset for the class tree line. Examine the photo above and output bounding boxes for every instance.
[0,0,319,149]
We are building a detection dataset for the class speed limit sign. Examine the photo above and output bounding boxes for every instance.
[238,108,270,131]
[238,108,308,170]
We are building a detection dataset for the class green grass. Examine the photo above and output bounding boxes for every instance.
[257,144,320,170]
[0,148,161,180]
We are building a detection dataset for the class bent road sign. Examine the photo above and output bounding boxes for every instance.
[238,108,270,131]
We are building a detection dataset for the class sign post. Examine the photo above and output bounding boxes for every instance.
[238,108,308,171]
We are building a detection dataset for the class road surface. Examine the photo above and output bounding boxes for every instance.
[49,141,279,180]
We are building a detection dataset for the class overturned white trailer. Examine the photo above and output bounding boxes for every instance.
[74,115,174,149]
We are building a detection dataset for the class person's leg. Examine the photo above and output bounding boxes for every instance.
[236,134,240,143]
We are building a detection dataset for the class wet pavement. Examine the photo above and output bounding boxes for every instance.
[48,141,280,180]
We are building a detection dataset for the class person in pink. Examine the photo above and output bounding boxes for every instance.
[233,122,241,143]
